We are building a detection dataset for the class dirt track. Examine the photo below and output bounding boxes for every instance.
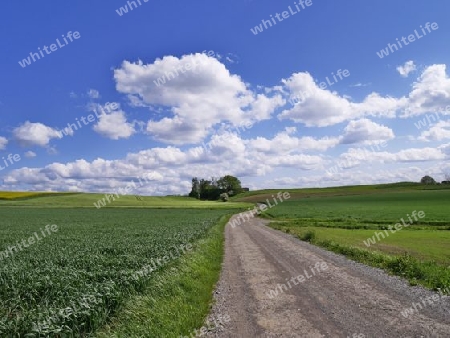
[205,216,450,337]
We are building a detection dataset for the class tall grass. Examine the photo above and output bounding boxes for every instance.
[96,214,231,337]
[0,208,235,336]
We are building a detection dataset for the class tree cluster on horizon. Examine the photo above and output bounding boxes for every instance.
[420,174,450,185]
[189,175,243,201]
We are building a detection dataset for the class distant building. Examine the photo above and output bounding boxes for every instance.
[242,188,250,192]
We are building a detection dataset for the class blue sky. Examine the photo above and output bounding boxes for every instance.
[1,0,450,194]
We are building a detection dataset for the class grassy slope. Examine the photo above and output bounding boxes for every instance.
[0,191,251,209]
[232,182,449,204]
[262,189,450,221]
[270,226,450,265]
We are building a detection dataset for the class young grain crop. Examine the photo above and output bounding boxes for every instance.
[0,207,236,336]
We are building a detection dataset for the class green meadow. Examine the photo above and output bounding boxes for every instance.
[0,191,251,209]
[264,189,450,221]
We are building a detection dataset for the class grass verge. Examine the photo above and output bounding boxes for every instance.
[269,223,450,294]
[95,214,231,337]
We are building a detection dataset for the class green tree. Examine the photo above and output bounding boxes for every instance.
[420,175,437,185]
[198,179,220,200]
[189,175,243,200]
[188,177,201,199]
[217,175,243,196]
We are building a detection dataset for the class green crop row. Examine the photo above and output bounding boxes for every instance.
[0,207,235,336]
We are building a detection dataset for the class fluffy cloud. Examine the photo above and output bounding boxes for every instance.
[266,153,323,170]
[336,147,446,168]
[418,120,450,141]
[278,72,405,127]
[403,64,450,117]
[248,128,340,153]
[0,136,8,150]
[0,130,326,194]
[93,110,135,140]
[271,165,437,189]
[114,53,284,144]
[4,140,446,194]
[146,116,208,145]
[279,64,450,126]
[397,61,416,78]
[341,119,395,144]
[13,121,62,147]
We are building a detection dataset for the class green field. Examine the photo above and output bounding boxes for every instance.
[233,181,449,202]
[0,192,250,209]
[262,189,450,221]
[269,226,450,265]
[264,187,450,292]
[0,206,240,336]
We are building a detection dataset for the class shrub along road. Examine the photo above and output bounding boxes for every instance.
[205,216,450,337]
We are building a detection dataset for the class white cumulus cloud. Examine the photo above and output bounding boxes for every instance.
[114,53,284,144]
[341,119,395,144]
[403,64,450,117]
[278,72,405,127]
[13,121,62,147]
[418,120,450,141]
[93,110,135,140]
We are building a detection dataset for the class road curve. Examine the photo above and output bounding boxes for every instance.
[205,215,450,338]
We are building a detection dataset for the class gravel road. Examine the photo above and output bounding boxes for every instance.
[204,215,450,338]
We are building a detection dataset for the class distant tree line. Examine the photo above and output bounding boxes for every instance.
[189,175,244,201]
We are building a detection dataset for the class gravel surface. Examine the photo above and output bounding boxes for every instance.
[204,216,450,338]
